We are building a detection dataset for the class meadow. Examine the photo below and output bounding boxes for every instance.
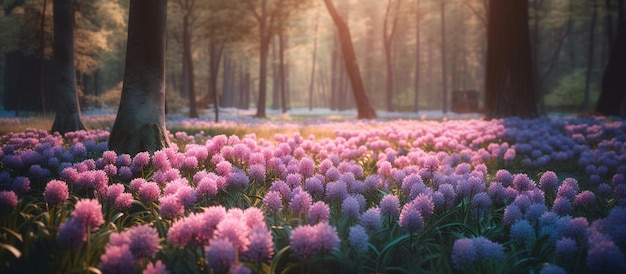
[0,110,625,274]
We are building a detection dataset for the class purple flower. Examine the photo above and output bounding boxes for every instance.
[539,264,566,274]
[105,183,125,205]
[263,191,283,213]
[552,197,572,216]
[574,190,595,208]
[117,166,133,181]
[114,193,133,211]
[348,225,369,252]
[243,228,274,263]
[28,164,50,179]
[44,180,69,207]
[305,176,324,197]
[226,169,249,190]
[380,194,400,219]
[102,150,117,165]
[495,169,513,187]
[205,238,237,272]
[58,218,86,249]
[159,195,184,220]
[341,196,361,219]
[152,151,171,171]
[512,173,535,192]
[98,244,137,274]
[555,237,578,262]
[215,218,250,254]
[602,206,626,251]
[248,164,266,182]
[539,171,559,193]
[175,186,197,209]
[139,182,161,204]
[116,153,132,167]
[127,224,160,258]
[587,231,626,274]
[399,202,424,233]
[451,238,477,269]
[72,199,104,231]
[289,190,312,216]
[143,261,168,274]
[289,222,340,259]
[286,173,303,188]
[215,161,233,177]
[471,192,492,220]
[308,201,330,224]
[325,180,348,202]
[299,157,315,178]
[510,219,535,246]
[360,207,382,231]
[503,204,523,226]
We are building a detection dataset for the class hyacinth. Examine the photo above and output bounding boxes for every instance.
[539,264,567,274]
[341,195,361,219]
[215,218,250,254]
[380,194,400,218]
[159,195,185,220]
[555,237,578,262]
[399,202,424,233]
[503,204,523,226]
[348,225,369,252]
[248,164,266,182]
[539,171,559,193]
[263,190,283,213]
[243,228,274,263]
[602,206,626,251]
[510,219,536,246]
[98,244,137,274]
[289,222,340,259]
[105,183,125,205]
[308,201,330,224]
[205,238,237,273]
[58,218,86,249]
[139,182,161,204]
[304,176,324,197]
[72,199,104,231]
[574,190,596,208]
[143,261,169,274]
[552,197,572,216]
[44,180,69,207]
[495,169,513,187]
[587,231,626,274]
[360,207,382,231]
[289,189,312,216]
[127,224,161,258]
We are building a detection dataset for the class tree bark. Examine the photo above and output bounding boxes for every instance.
[51,0,86,134]
[208,39,224,122]
[182,8,198,118]
[484,0,539,119]
[440,0,448,114]
[581,0,598,111]
[322,0,377,119]
[279,31,288,113]
[309,9,320,111]
[108,0,170,155]
[383,0,400,112]
[595,0,626,116]
[414,0,421,113]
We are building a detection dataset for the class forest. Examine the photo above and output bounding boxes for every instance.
[1,0,626,274]
[2,0,624,120]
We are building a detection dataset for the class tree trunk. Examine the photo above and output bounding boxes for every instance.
[440,0,448,114]
[51,0,86,134]
[595,0,626,116]
[279,31,288,113]
[414,0,421,113]
[581,0,598,111]
[39,0,48,118]
[309,9,319,111]
[182,13,198,118]
[383,0,400,112]
[322,0,377,119]
[254,0,270,118]
[271,36,280,110]
[108,0,170,155]
[484,0,539,119]
[208,39,224,122]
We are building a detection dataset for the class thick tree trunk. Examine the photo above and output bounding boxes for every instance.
[383,0,400,112]
[595,1,626,116]
[271,36,279,110]
[51,0,86,134]
[39,0,48,118]
[484,0,539,119]
[440,0,448,114]
[208,39,224,122]
[414,0,421,113]
[309,10,319,111]
[323,0,377,119]
[108,0,170,155]
[254,1,270,118]
[183,14,198,118]
[582,0,598,111]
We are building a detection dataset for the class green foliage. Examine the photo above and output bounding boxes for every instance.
[545,69,599,110]
[166,89,189,114]
[82,82,122,109]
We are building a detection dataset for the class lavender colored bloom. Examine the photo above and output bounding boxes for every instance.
[360,207,382,231]
[286,173,303,188]
[72,199,104,231]
[58,218,86,249]
[574,190,595,208]
[539,264,567,274]
[175,185,197,209]
[116,154,132,167]
[512,173,535,192]
[603,206,626,251]
[399,202,424,233]
[159,195,184,220]
[132,151,150,168]
[117,166,133,181]
[215,161,233,177]
[11,176,30,194]
[451,238,477,269]
[263,191,283,213]
[325,167,341,182]
[102,150,117,165]
[44,180,69,207]
[229,264,252,274]
[0,190,18,213]
[597,183,612,199]
[510,219,535,246]
[205,238,237,273]
[539,171,559,193]
[380,194,400,218]
[114,193,133,211]
[28,164,50,179]
[325,180,348,202]
[197,177,218,199]
[98,244,137,274]
[226,169,249,190]
[503,204,523,226]
[299,157,315,178]
[143,261,169,274]
[215,218,250,254]
[289,190,312,216]
[248,164,266,182]
[340,195,360,219]
[495,169,513,187]
[552,197,572,216]
[305,176,324,197]
[471,192,492,220]
[473,236,505,261]
[555,237,578,262]
[308,201,330,224]
[105,183,125,205]
[587,232,626,274]
[348,225,369,252]
[139,182,161,204]
[243,228,274,263]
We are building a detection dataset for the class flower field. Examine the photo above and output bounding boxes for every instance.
[1,116,626,274]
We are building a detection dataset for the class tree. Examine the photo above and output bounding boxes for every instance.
[323,0,377,119]
[595,0,626,116]
[50,0,86,134]
[383,0,401,112]
[174,0,198,118]
[484,0,539,119]
[581,0,598,111]
[414,0,421,113]
[108,0,170,155]
[440,0,448,114]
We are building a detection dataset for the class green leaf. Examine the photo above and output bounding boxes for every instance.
[0,242,22,259]
[0,226,23,242]
[270,245,291,274]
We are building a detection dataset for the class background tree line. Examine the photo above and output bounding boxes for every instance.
[1,0,625,121]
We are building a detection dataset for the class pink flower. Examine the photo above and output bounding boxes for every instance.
[44,180,69,207]
[72,199,104,231]
[159,195,184,220]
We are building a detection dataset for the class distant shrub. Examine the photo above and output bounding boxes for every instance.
[545,69,599,111]
[82,82,122,109]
